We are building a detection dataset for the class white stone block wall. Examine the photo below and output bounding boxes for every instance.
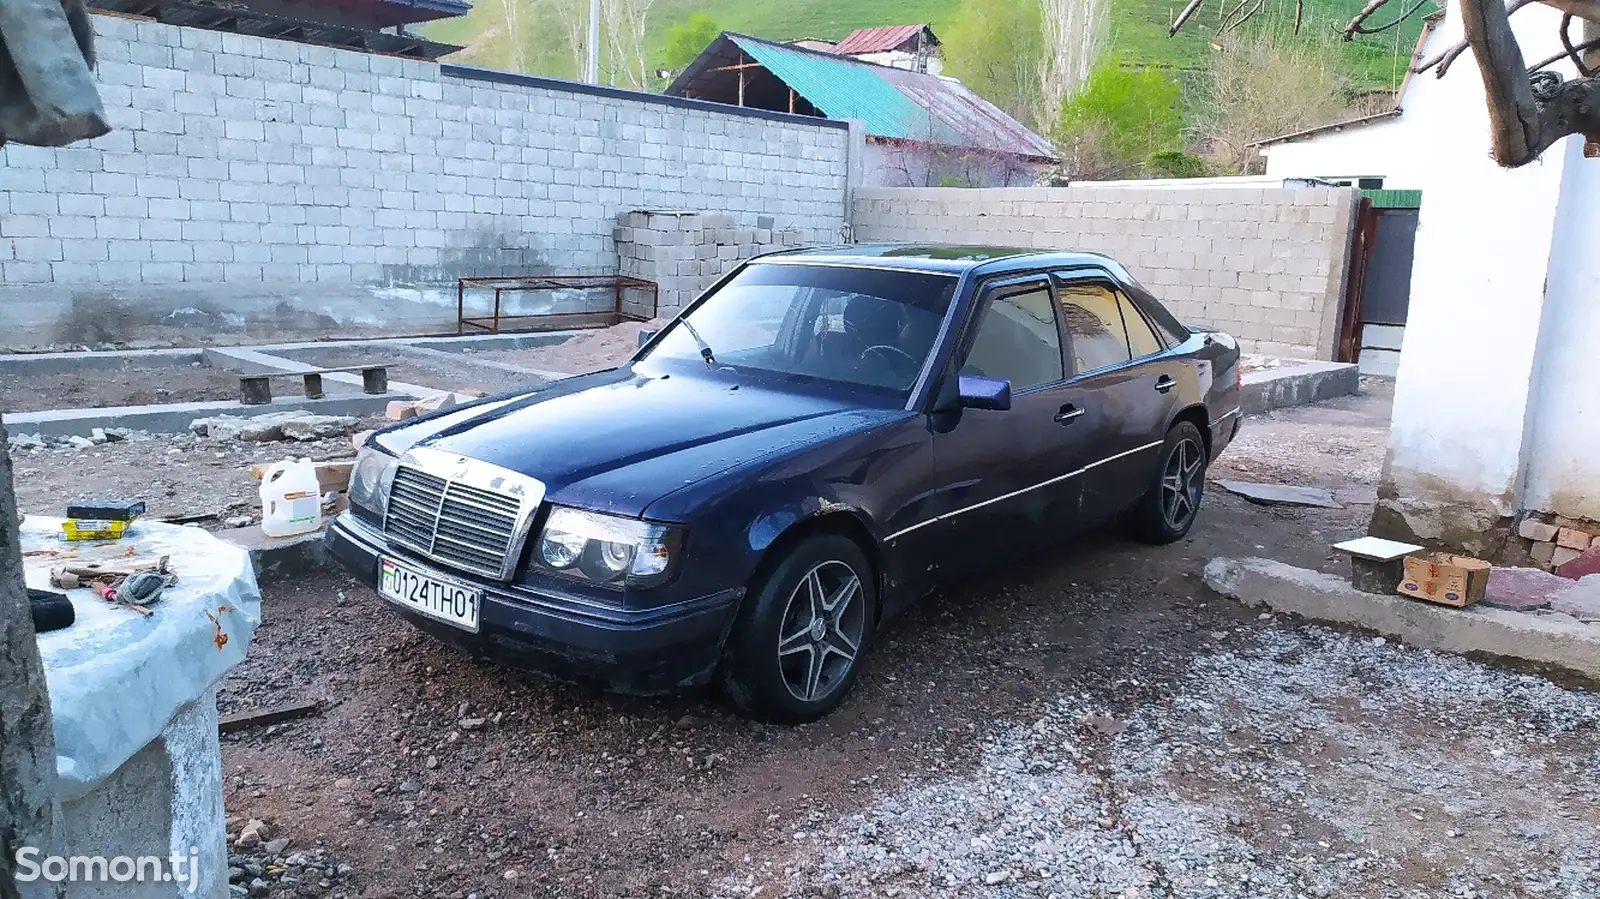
[852,185,1355,359]
[615,211,804,314]
[0,14,851,348]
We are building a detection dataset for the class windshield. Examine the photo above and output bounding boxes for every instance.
[637,263,960,397]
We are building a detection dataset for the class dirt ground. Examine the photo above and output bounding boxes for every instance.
[209,382,1598,899]
[475,320,654,376]
[7,426,377,528]
[0,361,242,412]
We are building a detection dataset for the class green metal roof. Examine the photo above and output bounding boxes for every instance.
[727,36,932,141]
[1359,188,1423,209]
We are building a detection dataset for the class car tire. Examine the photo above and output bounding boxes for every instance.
[1132,420,1209,545]
[721,534,875,724]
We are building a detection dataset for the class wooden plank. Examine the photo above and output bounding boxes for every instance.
[218,699,321,734]
[248,461,354,494]
[246,364,391,379]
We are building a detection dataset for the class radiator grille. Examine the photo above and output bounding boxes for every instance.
[383,466,524,578]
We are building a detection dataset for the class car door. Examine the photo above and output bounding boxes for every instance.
[915,277,1096,577]
[1053,274,1183,523]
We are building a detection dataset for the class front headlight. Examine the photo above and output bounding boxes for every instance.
[535,507,682,588]
[348,445,398,522]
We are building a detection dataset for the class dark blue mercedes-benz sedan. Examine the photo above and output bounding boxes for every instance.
[327,245,1242,721]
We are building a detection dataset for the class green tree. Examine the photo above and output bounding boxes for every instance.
[941,0,1046,129]
[1055,64,1183,179]
[661,11,721,71]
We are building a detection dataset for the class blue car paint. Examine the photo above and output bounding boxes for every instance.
[326,246,1242,694]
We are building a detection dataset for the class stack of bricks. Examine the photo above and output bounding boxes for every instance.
[1518,514,1599,572]
[615,211,806,315]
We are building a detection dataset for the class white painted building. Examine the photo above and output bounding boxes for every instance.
[1261,0,1600,561]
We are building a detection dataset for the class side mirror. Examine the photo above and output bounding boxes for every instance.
[958,375,1011,411]
[637,329,657,348]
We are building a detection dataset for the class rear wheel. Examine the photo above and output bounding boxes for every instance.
[722,534,873,723]
[1133,421,1208,544]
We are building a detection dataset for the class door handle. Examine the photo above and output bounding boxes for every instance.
[1154,375,1177,394]
[1054,404,1085,424]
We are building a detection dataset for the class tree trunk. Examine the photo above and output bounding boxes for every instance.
[0,419,56,899]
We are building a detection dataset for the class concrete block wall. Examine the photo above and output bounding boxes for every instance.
[615,211,804,314]
[0,14,851,349]
[852,185,1355,359]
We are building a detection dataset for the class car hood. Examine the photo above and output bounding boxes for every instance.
[379,367,903,518]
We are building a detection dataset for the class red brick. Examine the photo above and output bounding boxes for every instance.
[1556,545,1600,580]
[1483,567,1570,610]
[1556,527,1593,551]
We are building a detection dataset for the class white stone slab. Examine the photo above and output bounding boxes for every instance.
[22,517,262,800]
[1332,536,1425,560]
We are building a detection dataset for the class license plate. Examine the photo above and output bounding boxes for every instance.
[379,558,481,633]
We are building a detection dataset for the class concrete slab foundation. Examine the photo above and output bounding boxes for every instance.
[1203,556,1600,681]
[1241,361,1360,415]
[5,394,403,439]
[218,526,335,584]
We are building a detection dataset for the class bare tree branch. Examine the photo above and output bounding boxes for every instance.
[1170,0,1207,36]
[1220,0,1267,34]
[1538,0,1600,25]
[1527,31,1600,69]
[1345,0,1437,39]
[1459,0,1600,164]
[1561,11,1597,72]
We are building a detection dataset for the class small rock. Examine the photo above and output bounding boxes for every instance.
[248,877,270,898]
[459,717,486,731]
[984,870,1012,885]
[263,837,291,856]
[333,778,354,789]
[503,869,520,881]
[425,755,439,770]
[67,435,95,449]
[89,427,108,445]
[397,779,422,793]
[225,515,253,528]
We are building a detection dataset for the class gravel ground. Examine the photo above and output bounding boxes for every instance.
[737,625,1600,898]
[0,361,241,412]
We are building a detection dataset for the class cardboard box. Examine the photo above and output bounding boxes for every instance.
[1398,552,1492,607]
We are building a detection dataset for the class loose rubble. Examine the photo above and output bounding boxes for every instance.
[225,817,357,899]
[190,411,361,442]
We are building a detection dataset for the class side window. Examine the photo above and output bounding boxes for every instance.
[960,284,1063,391]
[1119,295,1164,358]
[1056,282,1131,374]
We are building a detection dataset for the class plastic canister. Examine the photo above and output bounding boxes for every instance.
[259,458,324,537]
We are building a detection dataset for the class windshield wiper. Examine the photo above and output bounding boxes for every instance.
[678,319,717,367]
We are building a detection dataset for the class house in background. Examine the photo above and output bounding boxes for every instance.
[1261,0,1600,565]
[665,33,1056,188]
[828,24,941,75]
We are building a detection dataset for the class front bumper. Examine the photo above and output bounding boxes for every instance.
[324,513,741,694]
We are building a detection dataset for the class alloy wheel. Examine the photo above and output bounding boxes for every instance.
[1160,436,1205,530]
[776,560,866,703]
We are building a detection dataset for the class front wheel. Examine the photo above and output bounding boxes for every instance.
[721,534,874,723]
[1132,421,1208,544]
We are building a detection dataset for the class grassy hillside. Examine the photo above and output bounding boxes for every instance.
[427,0,1424,93]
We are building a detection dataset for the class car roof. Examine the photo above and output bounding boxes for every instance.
[754,244,1126,278]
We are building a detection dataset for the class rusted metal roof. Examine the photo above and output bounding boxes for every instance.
[665,33,1057,163]
[830,24,935,56]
